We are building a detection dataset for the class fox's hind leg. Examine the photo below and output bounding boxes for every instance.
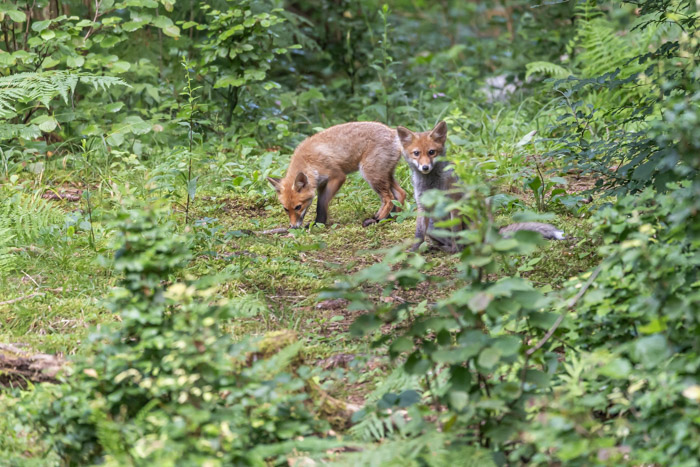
[390,175,406,213]
[361,173,398,227]
[360,155,403,227]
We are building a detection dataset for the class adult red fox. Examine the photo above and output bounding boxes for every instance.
[268,122,406,228]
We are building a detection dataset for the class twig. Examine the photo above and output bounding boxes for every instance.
[21,271,40,288]
[0,288,63,307]
[0,292,45,306]
[446,304,462,324]
[259,227,289,235]
[84,0,101,40]
[526,263,603,356]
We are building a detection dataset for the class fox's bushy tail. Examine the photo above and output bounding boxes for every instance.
[498,222,565,240]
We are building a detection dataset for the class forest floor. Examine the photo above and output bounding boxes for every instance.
[0,169,599,404]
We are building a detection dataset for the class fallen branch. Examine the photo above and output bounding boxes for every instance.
[526,263,603,356]
[259,227,289,235]
[0,344,65,387]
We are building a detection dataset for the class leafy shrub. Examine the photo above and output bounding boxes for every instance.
[523,182,700,465]
[19,205,328,465]
[323,187,556,456]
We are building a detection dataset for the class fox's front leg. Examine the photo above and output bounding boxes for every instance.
[313,174,345,226]
[447,209,461,253]
[410,211,429,252]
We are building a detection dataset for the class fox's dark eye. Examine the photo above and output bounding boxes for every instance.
[295,204,302,211]
[413,150,420,157]
[284,207,289,212]
[428,149,436,156]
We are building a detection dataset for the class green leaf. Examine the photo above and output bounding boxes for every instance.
[397,390,420,407]
[162,25,180,38]
[527,177,542,191]
[104,102,124,113]
[477,347,501,369]
[7,10,26,22]
[152,16,173,28]
[491,336,521,357]
[524,369,549,388]
[187,177,198,201]
[214,75,245,89]
[632,159,658,180]
[67,56,85,68]
[121,116,151,135]
[632,334,669,369]
[122,21,147,32]
[599,358,631,379]
[529,312,559,329]
[110,61,131,73]
[390,337,413,354]
[41,57,60,69]
[493,238,519,251]
[448,390,469,411]
[404,352,430,375]
[32,115,58,132]
[516,130,537,147]
[106,132,125,146]
[468,292,493,312]
[31,20,51,32]
[638,318,667,334]
[432,347,474,364]
[100,35,122,48]
[0,53,17,66]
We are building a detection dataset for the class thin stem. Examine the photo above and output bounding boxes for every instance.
[526,263,603,356]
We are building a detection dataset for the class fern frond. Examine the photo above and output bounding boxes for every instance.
[525,61,570,80]
[331,431,494,467]
[0,188,64,244]
[365,366,421,404]
[348,366,421,442]
[90,402,128,460]
[572,1,657,80]
[0,71,128,119]
[0,226,17,276]
[0,122,42,140]
[229,294,269,318]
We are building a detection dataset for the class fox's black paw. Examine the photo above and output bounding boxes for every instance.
[409,242,423,252]
[362,218,378,227]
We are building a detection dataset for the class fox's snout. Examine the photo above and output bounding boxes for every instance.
[287,212,304,229]
[419,163,433,174]
[287,206,309,229]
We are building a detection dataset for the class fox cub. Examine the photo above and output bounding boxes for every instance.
[396,121,464,252]
[397,121,565,252]
[268,122,406,228]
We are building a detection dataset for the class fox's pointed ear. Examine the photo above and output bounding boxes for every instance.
[396,126,414,148]
[294,172,308,192]
[267,177,282,193]
[429,121,447,144]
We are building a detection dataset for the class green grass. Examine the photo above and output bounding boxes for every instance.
[0,165,599,402]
